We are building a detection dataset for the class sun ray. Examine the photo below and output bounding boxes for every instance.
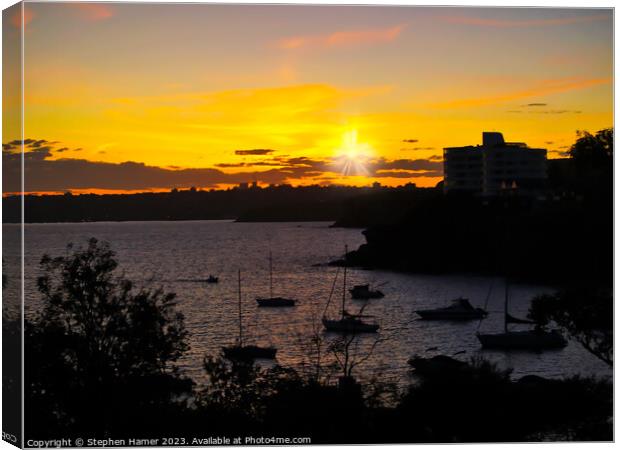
[334,130,374,177]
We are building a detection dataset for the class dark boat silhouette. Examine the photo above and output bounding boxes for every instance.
[322,246,379,333]
[349,284,384,300]
[256,251,296,307]
[222,270,277,361]
[222,344,277,360]
[476,280,567,350]
[416,297,487,320]
[257,296,295,307]
[477,329,567,350]
[322,312,379,333]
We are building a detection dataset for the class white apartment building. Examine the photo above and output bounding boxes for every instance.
[443,132,547,196]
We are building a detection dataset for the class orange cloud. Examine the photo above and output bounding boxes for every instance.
[442,14,609,28]
[431,77,611,109]
[71,3,114,21]
[11,6,34,28]
[278,24,405,50]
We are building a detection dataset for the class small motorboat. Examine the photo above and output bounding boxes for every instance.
[349,284,385,299]
[256,297,296,307]
[477,329,567,350]
[416,298,487,320]
[206,275,219,283]
[322,313,379,333]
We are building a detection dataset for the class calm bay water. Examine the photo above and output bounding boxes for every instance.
[8,220,611,385]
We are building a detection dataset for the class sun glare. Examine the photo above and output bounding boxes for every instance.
[335,130,374,177]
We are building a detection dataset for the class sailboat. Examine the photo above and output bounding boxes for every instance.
[222,270,277,361]
[256,251,296,307]
[476,279,567,350]
[322,246,379,333]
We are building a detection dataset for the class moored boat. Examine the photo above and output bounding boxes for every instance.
[476,279,567,351]
[477,329,567,350]
[416,297,487,320]
[257,296,295,307]
[322,246,380,334]
[322,313,379,333]
[349,284,385,299]
[222,344,277,361]
[256,251,296,307]
[223,270,277,361]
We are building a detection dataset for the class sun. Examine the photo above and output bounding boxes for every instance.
[335,130,374,177]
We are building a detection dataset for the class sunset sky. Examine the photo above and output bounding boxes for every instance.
[3,3,613,193]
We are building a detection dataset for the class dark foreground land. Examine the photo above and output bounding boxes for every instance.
[12,238,612,445]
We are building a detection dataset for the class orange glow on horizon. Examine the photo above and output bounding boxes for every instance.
[5,4,611,194]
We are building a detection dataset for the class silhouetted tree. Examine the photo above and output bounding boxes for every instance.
[398,356,611,442]
[569,128,613,168]
[529,288,612,367]
[26,238,191,436]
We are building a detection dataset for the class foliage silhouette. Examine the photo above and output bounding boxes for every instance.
[26,238,191,437]
[529,288,612,367]
[569,128,613,168]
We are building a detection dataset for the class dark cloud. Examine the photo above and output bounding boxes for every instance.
[545,110,581,114]
[375,170,443,178]
[234,149,275,155]
[8,138,50,147]
[216,160,291,169]
[250,161,287,167]
[544,141,554,145]
[56,147,70,152]
[3,138,443,192]
[401,147,435,151]
[215,162,247,168]
[428,155,443,161]
[524,103,547,107]
[402,139,419,143]
[30,139,50,148]
[372,158,442,172]
[24,147,53,160]
[507,109,581,115]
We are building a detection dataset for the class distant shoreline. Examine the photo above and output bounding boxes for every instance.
[4,184,428,225]
[5,218,341,225]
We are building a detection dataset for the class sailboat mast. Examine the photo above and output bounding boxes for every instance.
[269,251,273,299]
[342,245,348,318]
[504,278,509,334]
[238,269,243,346]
